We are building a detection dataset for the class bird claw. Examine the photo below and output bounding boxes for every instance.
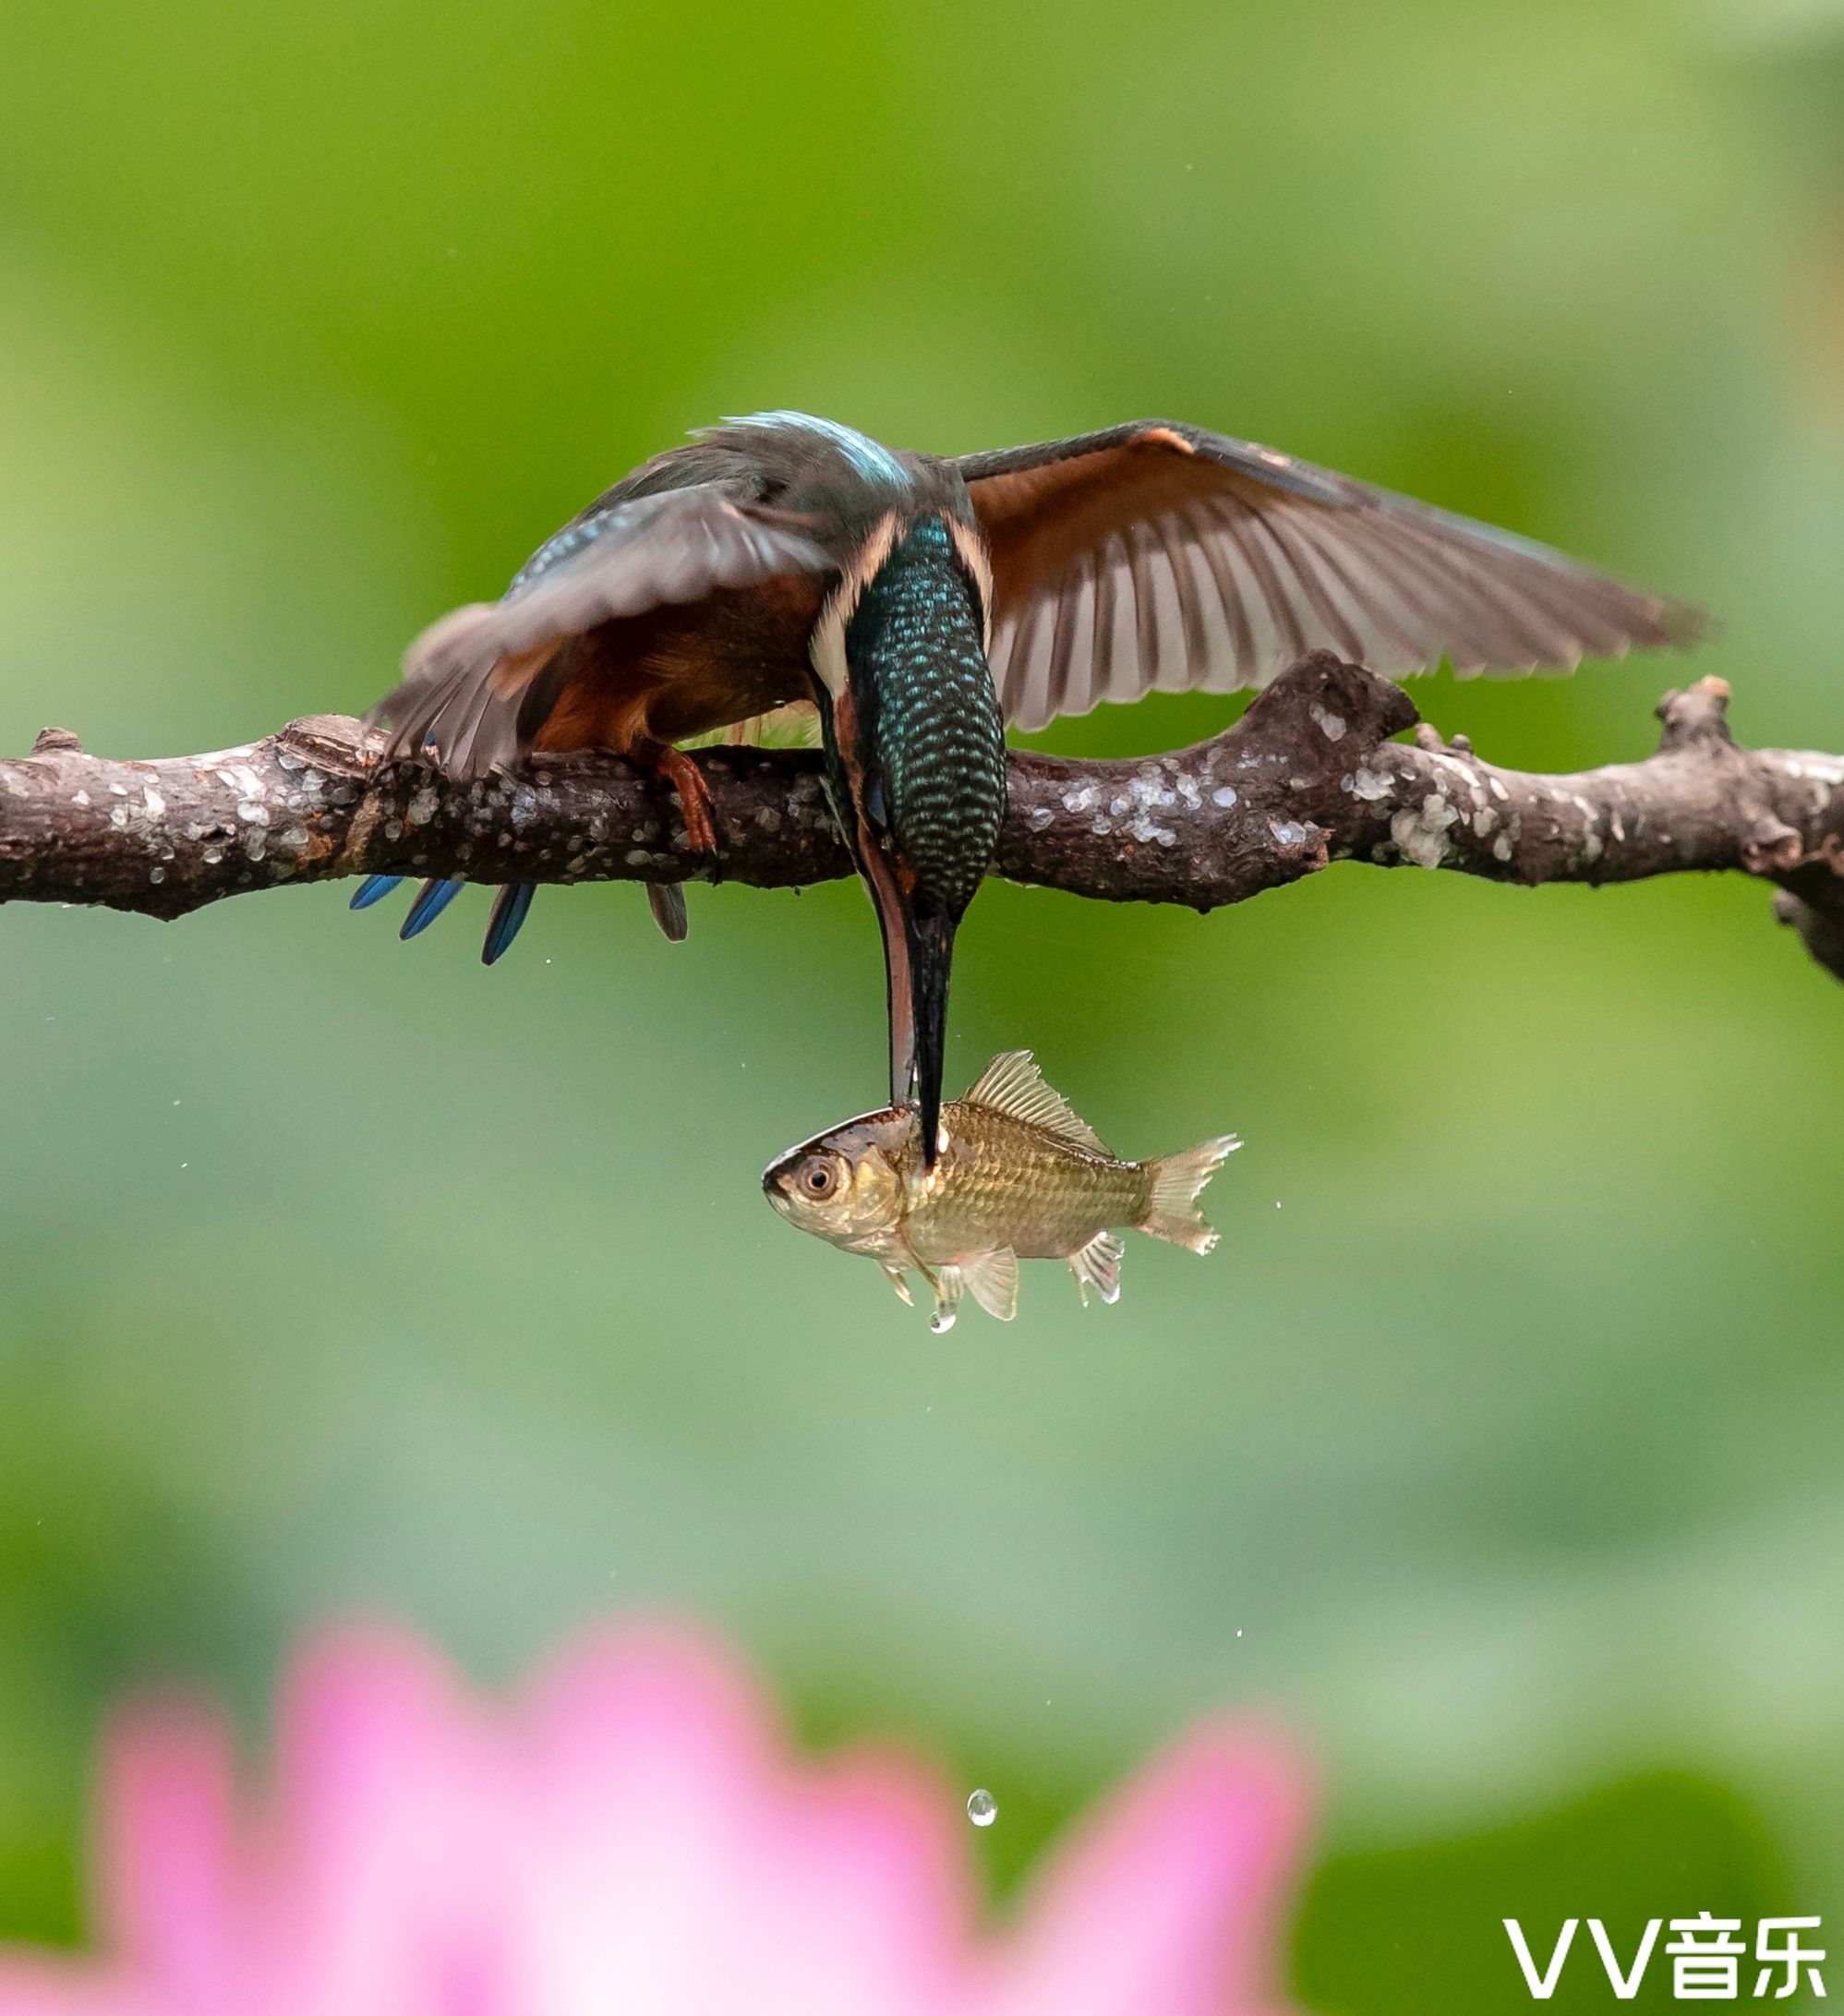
[640,742,719,859]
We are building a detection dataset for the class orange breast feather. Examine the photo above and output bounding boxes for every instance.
[530,577,822,757]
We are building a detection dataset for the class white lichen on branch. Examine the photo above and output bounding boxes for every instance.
[1,654,1840,984]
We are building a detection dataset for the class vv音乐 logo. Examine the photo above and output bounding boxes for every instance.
[1505,1915,1826,2000]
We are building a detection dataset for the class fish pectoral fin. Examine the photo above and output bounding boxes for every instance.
[879,1263,915,1308]
[1069,1230,1126,1308]
[958,1247,1019,1322]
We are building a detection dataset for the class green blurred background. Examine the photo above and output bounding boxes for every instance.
[3,0,1843,2005]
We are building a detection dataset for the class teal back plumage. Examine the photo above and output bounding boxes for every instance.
[841,519,1006,919]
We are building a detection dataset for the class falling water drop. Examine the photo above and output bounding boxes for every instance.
[966,1789,997,1828]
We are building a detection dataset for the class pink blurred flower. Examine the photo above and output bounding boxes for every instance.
[0,1623,1311,2016]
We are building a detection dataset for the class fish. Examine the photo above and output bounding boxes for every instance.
[762,1051,1240,1330]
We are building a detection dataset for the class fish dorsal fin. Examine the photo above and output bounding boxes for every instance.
[964,1051,1109,1154]
[958,1247,1019,1322]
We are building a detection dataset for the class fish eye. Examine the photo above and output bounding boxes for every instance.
[801,1161,837,1197]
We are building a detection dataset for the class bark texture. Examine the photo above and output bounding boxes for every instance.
[3,654,1840,981]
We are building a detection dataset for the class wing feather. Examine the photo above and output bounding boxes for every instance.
[1248,501,1368,664]
[1151,511,1210,683]
[1211,501,1296,682]
[1185,502,1259,682]
[1006,591,1052,733]
[1044,551,1086,722]
[1235,504,1314,663]
[1125,519,1163,695]
[955,421,1705,730]
[369,485,827,776]
[1281,507,1476,673]
[1344,509,1519,669]
[1090,535,1122,706]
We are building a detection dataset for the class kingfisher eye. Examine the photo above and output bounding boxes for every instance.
[802,1163,836,1196]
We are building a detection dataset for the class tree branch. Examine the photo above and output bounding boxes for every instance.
[4,653,1841,983]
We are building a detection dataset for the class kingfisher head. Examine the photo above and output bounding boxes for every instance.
[726,420,1005,1167]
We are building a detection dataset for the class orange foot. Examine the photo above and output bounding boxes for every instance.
[633,738,717,856]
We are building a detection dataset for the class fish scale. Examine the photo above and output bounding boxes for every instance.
[900,1109,1151,1262]
[765,1051,1240,1327]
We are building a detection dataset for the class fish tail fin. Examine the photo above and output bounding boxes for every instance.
[1139,1135,1241,1254]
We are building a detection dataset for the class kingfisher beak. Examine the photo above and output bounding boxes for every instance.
[855,837,951,1169]
[819,522,999,1174]
[903,906,953,1168]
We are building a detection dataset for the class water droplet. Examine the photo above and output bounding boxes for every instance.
[966,1789,997,1828]
[930,1310,956,1334]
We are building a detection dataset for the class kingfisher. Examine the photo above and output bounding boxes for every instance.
[357,411,1702,1161]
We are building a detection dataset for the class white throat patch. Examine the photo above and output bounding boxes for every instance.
[808,513,901,698]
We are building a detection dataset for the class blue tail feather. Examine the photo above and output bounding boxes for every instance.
[400,877,465,939]
[349,874,404,911]
[481,882,536,966]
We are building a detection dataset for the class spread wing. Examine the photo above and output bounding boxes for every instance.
[369,483,829,777]
[954,422,1707,732]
